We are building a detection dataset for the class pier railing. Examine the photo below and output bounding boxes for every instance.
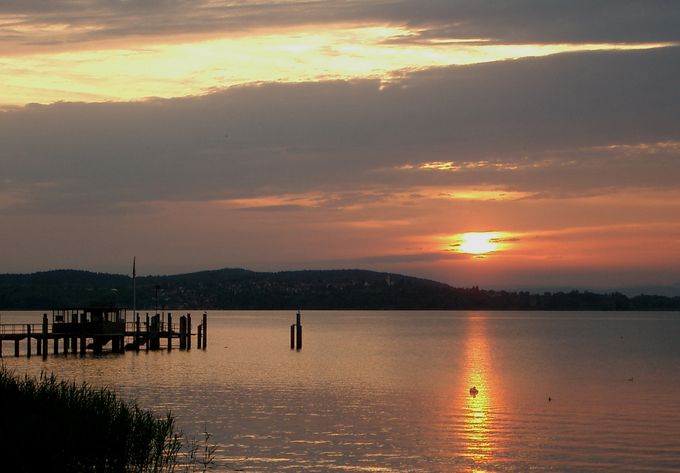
[0,324,46,335]
[124,321,180,333]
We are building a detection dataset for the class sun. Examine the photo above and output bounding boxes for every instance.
[455,232,503,256]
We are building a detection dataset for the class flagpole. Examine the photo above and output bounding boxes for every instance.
[132,257,136,322]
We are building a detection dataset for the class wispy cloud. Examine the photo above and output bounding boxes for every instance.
[2,1,679,52]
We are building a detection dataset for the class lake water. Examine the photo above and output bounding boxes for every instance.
[2,310,680,472]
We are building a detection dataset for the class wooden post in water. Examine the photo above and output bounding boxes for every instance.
[150,314,160,350]
[135,313,141,351]
[289,310,302,350]
[179,316,187,350]
[296,310,302,350]
[167,313,173,351]
[93,336,102,355]
[197,324,203,350]
[145,313,150,352]
[36,327,41,356]
[27,325,32,358]
[15,338,20,357]
[202,312,207,349]
[64,334,69,355]
[187,314,192,350]
[53,337,59,355]
[71,312,78,354]
[80,312,87,356]
[42,314,48,359]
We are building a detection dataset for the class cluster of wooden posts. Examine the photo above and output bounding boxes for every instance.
[0,309,208,359]
[128,312,208,352]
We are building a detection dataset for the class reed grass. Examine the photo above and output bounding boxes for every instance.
[0,365,182,473]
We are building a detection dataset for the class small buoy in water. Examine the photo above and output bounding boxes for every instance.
[469,386,479,397]
[628,377,634,382]
[548,397,552,402]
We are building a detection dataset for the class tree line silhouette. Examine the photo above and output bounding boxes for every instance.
[1,268,678,310]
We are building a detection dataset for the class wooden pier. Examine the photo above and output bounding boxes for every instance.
[0,308,208,358]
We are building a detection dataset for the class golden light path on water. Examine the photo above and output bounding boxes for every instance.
[462,315,497,471]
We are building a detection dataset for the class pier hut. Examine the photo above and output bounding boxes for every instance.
[52,307,126,354]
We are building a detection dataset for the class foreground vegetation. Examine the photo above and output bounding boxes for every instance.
[0,366,214,472]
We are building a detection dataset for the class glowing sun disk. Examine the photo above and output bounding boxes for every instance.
[457,232,502,255]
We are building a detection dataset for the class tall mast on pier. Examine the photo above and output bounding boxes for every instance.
[132,256,136,319]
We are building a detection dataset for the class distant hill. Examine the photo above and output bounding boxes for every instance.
[1,268,679,310]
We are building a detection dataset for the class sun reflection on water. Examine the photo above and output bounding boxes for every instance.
[462,315,496,470]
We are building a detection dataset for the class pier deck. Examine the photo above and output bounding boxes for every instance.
[0,308,207,358]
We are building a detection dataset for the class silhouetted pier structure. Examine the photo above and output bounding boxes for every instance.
[0,308,208,358]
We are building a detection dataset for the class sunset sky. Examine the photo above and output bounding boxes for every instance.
[1,1,679,290]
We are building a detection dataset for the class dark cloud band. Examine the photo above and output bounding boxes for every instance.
[2,0,679,52]
[1,47,679,214]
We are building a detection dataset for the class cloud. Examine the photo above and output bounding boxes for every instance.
[1,47,679,215]
[2,1,679,54]
[332,251,470,266]
[377,0,680,45]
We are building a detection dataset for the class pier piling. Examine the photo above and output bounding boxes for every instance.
[27,325,31,358]
[202,312,207,349]
[167,313,173,352]
[135,314,141,351]
[150,314,160,350]
[93,337,102,355]
[179,316,187,350]
[290,310,302,350]
[71,312,77,354]
[187,314,192,350]
[80,313,86,356]
[296,312,302,350]
[42,314,48,359]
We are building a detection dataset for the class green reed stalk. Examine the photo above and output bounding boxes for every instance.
[0,365,181,473]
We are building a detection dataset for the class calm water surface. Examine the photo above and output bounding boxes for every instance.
[2,310,680,472]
